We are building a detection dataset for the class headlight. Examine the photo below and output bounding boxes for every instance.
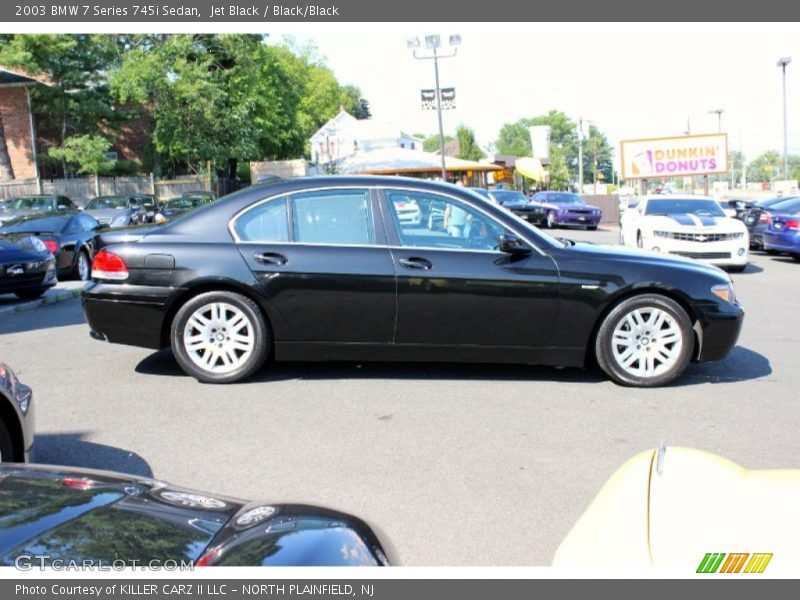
[653,230,670,238]
[111,214,129,227]
[711,283,736,304]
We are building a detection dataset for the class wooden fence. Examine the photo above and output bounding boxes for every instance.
[0,175,218,207]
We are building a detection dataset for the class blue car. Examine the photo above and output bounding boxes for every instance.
[763,205,800,261]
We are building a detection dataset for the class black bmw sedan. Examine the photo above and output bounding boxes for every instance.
[0,212,103,281]
[83,176,744,388]
[0,464,394,566]
[0,234,56,299]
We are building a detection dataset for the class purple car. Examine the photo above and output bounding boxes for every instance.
[763,205,800,261]
[530,191,602,229]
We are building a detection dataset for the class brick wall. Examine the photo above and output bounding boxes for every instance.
[0,86,36,181]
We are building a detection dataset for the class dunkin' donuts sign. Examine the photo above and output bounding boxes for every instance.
[620,134,728,179]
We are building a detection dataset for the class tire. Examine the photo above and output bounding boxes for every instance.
[766,249,779,256]
[545,211,556,229]
[595,294,694,387]
[14,288,47,300]
[71,249,91,281]
[792,253,800,262]
[587,225,598,231]
[170,291,269,383]
[0,419,15,463]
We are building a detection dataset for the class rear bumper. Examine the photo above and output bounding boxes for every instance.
[763,230,800,253]
[82,281,176,349]
[696,304,745,363]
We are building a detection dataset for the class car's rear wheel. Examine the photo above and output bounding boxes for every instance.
[14,288,47,300]
[71,250,91,281]
[595,294,693,387]
[0,419,14,463]
[171,291,269,383]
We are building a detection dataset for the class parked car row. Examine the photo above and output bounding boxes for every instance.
[468,188,603,229]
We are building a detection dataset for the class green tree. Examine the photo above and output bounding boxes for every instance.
[48,134,115,175]
[0,34,119,176]
[582,124,613,185]
[455,124,484,161]
[747,151,782,182]
[422,134,454,153]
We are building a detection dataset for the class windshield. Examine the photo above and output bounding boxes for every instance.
[133,195,156,207]
[645,199,726,217]
[490,190,528,203]
[163,198,197,210]
[5,197,54,210]
[537,192,583,204]
[86,197,130,210]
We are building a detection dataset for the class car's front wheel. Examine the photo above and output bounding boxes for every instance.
[545,211,556,229]
[171,291,270,383]
[595,294,694,387]
[0,419,14,463]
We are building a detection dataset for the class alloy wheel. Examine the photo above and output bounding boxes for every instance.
[182,302,255,374]
[78,252,90,280]
[610,307,683,378]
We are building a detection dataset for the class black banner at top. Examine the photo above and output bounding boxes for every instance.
[3,0,800,22]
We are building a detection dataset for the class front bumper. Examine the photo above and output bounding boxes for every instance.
[696,303,745,363]
[511,208,546,224]
[82,281,176,349]
[763,229,800,253]
[644,237,749,267]
[557,212,601,227]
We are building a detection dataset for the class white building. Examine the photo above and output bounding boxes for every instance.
[309,109,424,166]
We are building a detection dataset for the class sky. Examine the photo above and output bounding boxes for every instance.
[275,24,800,169]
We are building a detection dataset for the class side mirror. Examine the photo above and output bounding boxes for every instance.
[499,234,532,255]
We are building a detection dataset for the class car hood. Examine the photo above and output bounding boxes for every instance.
[85,208,132,220]
[553,202,601,211]
[0,464,393,567]
[553,447,800,568]
[643,214,744,232]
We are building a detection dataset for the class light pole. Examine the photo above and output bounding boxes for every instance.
[777,57,792,179]
[577,117,591,193]
[708,108,724,133]
[408,34,460,181]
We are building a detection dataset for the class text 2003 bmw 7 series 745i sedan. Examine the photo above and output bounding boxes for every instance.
[82,177,744,388]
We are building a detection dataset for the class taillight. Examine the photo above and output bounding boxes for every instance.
[43,239,59,254]
[787,219,800,231]
[759,211,771,223]
[92,250,129,280]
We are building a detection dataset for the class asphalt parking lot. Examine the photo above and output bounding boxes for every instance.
[1,226,798,566]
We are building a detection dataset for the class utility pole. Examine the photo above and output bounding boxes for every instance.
[777,57,792,179]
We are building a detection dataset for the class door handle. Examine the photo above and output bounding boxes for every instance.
[254,252,288,266]
[398,257,433,270]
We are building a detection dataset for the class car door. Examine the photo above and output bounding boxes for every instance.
[232,187,396,344]
[380,188,560,349]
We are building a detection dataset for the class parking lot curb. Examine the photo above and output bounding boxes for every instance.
[0,287,83,315]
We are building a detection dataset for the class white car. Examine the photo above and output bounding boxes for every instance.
[621,196,749,272]
[392,198,422,226]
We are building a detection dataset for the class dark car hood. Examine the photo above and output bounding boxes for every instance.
[560,240,730,280]
[0,235,50,263]
[0,464,392,567]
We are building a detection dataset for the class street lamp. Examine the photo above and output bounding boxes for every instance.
[576,117,592,193]
[708,108,724,133]
[408,33,460,180]
[777,56,792,179]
